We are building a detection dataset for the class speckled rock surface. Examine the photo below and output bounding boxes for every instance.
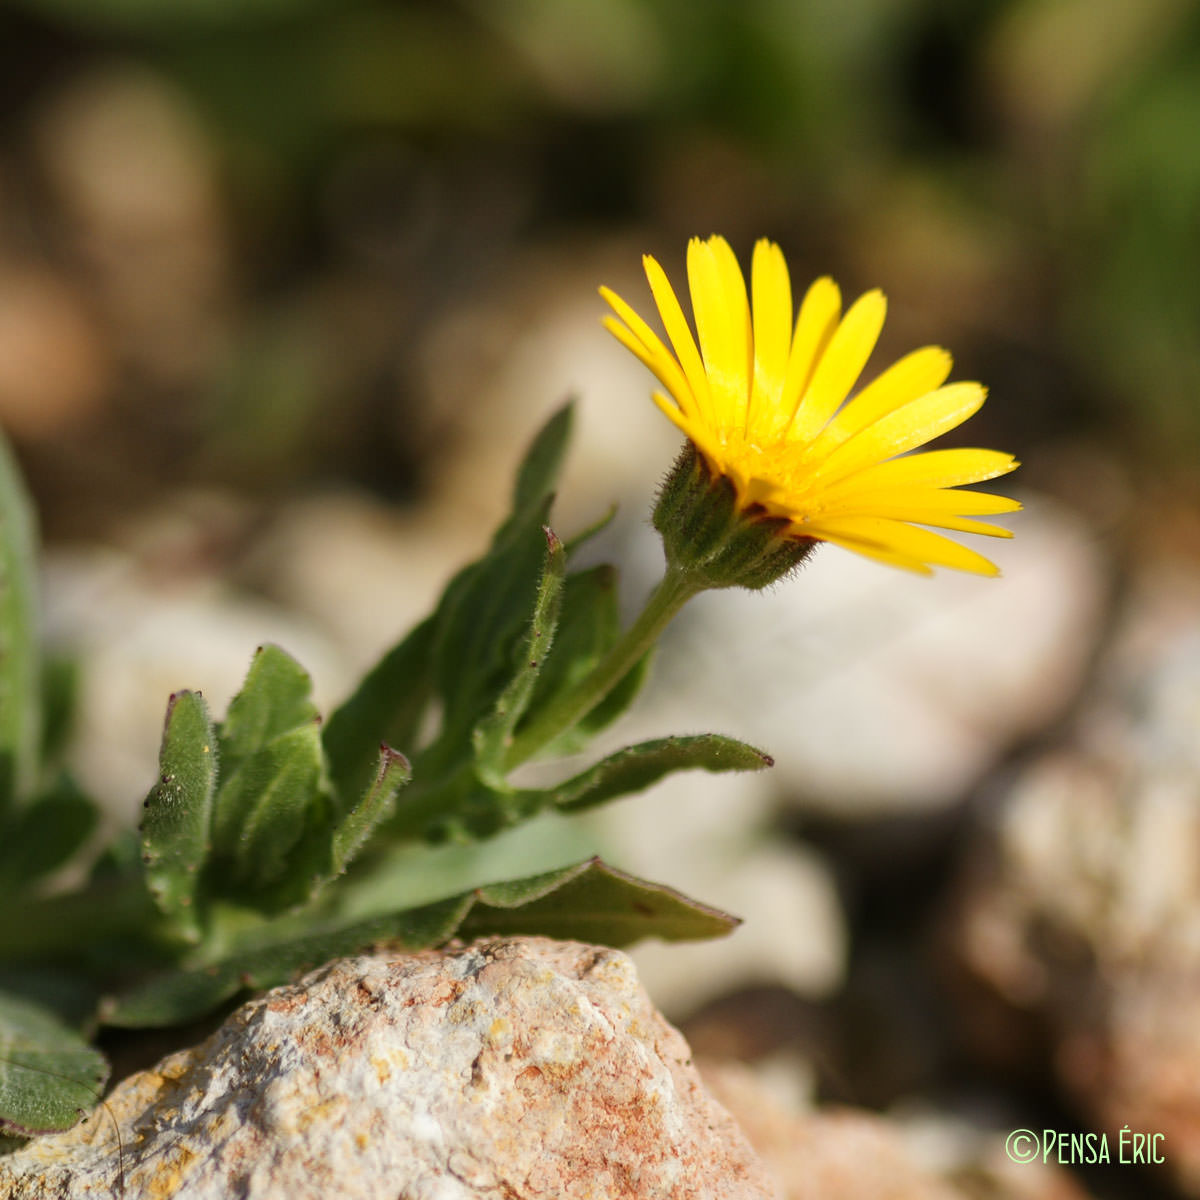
[0,938,776,1199]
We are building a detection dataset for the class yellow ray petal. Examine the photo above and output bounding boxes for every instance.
[809,382,987,490]
[651,391,725,471]
[644,253,714,426]
[789,289,887,445]
[804,515,1002,575]
[688,237,751,427]
[805,345,953,460]
[786,516,934,574]
[601,314,699,422]
[817,506,1015,539]
[774,276,841,439]
[818,486,1022,518]
[814,536,935,575]
[818,447,1020,499]
[749,239,792,433]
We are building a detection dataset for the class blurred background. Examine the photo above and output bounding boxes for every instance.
[3,0,1200,1197]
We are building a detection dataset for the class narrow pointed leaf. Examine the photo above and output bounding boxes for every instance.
[472,528,566,786]
[563,501,617,555]
[536,734,774,813]
[518,564,651,756]
[511,402,574,516]
[0,431,40,814]
[100,857,735,1029]
[217,644,318,781]
[216,722,326,887]
[459,856,740,944]
[322,615,435,805]
[330,745,412,873]
[0,990,108,1136]
[432,511,554,739]
[432,406,577,738]
[140,690,218,940]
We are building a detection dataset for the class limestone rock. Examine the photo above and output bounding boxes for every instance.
[0,938,777,1199]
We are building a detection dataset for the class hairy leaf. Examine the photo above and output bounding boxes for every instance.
[322,615,435,804]
[140,690,218,941]
[218,723,326,886]
[472,527,566,786]
[101,857,736,1028]
[532,734,774,813]
[430,407,574,740]
[329,746,412,874]
[517,564,652,757]
[510,402,573,517]
[216,644,318,783]
[0,990,108,1136]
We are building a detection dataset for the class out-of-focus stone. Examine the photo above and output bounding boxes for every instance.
[0,939,777,1200]
[647,493,1106,815]
[43,533,346,822]
[245,491,490,676]
[0,262,111,438]
[701,1060,1094,1200]
[950,562,1200,1195]
[415,234,681,543]
[592,768,846,1015]
[33,65,229,389]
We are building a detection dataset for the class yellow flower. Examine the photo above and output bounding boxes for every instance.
[601,236,1020,576]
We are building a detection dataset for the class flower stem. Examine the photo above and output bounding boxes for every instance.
[503,564,700,769]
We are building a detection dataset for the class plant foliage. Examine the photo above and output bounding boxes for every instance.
[0,404,772,1136]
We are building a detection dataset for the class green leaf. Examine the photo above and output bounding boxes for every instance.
[530,734,774,813]
[0,774,98,899]
[140,690,218,941]
[329,746,412,874]
[430,508,554,741]
[517,564,651,757]
[459,857,740,945]
[0,430,41,816]
[472,528,566,786]
[429,407,575,739]
[322,614,435,803]
[511,402,573,517]
[39,654,78,769]
[101,894,472,1028]
[209,645,336,898]
[0,990,108,1136]
[101,857,736,1029]
[214,723,326,887]
[217,644,319,782]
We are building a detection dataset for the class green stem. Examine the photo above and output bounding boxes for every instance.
[503,563,700,769]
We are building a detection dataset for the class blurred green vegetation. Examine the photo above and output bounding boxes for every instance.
[1,0,1199,534]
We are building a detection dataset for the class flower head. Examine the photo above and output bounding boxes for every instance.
[601,236,1020,576]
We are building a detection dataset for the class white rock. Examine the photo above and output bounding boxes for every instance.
[0,939,777,1199]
